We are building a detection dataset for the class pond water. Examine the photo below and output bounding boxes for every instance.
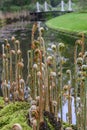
[0,21,32,79]
[0,21,73,78]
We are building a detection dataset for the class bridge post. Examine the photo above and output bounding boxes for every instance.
[68,0,72,11]
[36,2,40,12]
[61,0,65,12]
[44,1,48,12]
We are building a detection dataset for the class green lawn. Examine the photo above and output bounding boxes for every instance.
[46,12,87,34]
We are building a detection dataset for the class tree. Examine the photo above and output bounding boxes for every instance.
[79,0,87,11]
[50,0,60,7]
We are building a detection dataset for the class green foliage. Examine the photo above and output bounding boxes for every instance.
[27,3,37,12]
[78,0,87,11]
[0,97,4,106]
[50,0,60,7]
[63,122,77,130]
[45,118,54,130]
[63,122,71,128]
[10,6,21,12]
[0,98,31,130]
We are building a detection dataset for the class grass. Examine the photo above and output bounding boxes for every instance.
[46,12,87,34]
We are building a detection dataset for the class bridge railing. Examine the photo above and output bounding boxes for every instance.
[36,0,75,13]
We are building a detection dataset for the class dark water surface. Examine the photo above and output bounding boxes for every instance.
[0,21,32,79]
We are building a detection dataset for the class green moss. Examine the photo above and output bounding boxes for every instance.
[0,97,32,130]
[0,97,4,107]
[0,101,29,116]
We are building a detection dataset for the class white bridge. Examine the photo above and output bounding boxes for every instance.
[36,0,75,12]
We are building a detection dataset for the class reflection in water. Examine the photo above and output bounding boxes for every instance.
[0,21,30,42]
[0,21,32,80]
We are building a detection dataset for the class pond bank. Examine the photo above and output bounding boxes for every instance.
[0,10,30,24]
